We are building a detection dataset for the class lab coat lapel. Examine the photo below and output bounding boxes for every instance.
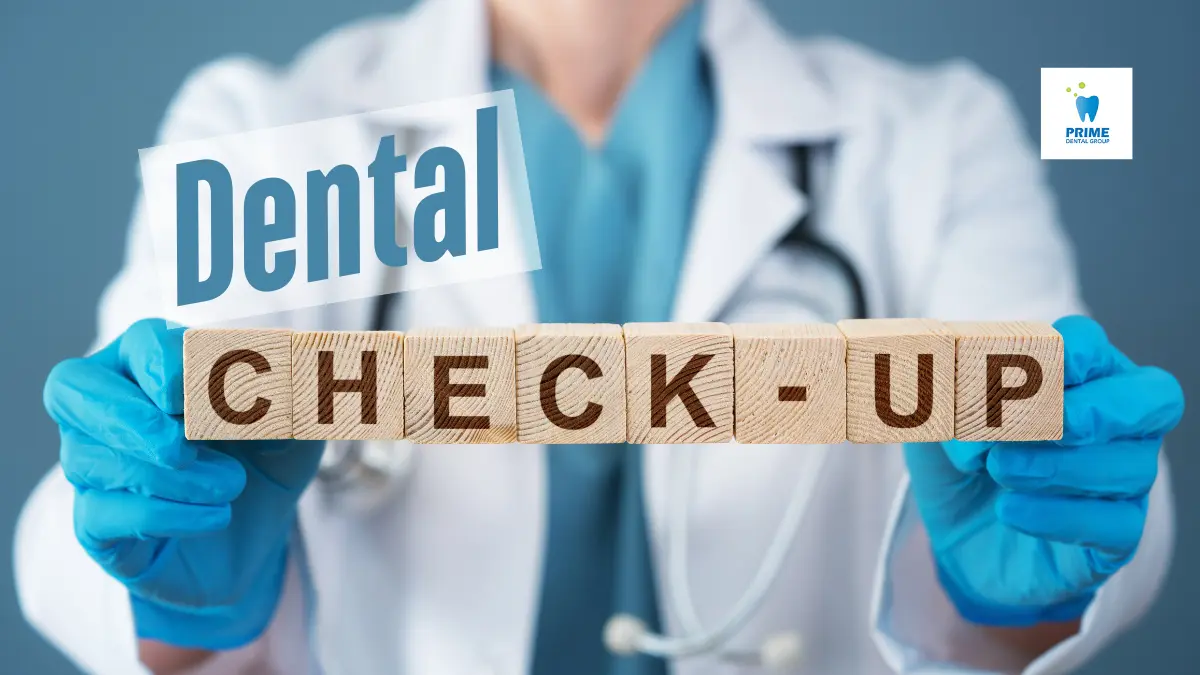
[330,0,537,330]
[673,0,852,323]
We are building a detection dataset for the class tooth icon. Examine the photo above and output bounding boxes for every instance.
[1076,95,1100,123]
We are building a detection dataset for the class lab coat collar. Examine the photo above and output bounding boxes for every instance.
[352,0,492,120]
[350,0,851,143]
[702,0,850,143]
[342,0,855,324]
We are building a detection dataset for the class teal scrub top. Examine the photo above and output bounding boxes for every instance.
[490,3,715,674]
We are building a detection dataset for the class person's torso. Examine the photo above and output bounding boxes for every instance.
[205,0,983,671]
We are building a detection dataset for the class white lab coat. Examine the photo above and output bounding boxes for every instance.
[15,0,1173,673]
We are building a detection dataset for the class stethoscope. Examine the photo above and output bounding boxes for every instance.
[316,143,868,671]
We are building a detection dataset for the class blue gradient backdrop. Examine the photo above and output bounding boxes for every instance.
[1,1,1195,671]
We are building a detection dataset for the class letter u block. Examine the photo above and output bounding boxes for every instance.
[625,323,733,444]
[949,321,1064,441]
[838,319,955,443]
[292,331,405,440]
[184,328,293,440]
[516,324,626,444]
[404,328,517,444]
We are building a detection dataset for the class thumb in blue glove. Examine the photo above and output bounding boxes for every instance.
[43,318,324,649]
[904,315,1184,626]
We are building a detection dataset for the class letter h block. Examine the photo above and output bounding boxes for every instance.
[292,331,405,440]
[838,319,955,443]
[516,324,627,444]
[949,321,1064,441]
[404,328,517,444]
[625,323,733,444]
[184,328,293,440]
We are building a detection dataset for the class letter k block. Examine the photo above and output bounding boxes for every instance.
[625,323,733,444]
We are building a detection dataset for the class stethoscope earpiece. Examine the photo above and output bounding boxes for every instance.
[758,631,804,672]
[603,614,648,656]
[601,446,827,672]
[604,612,803,672]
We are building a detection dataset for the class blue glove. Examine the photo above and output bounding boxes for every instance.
[904,315,1184,626]
[43,319,324,649]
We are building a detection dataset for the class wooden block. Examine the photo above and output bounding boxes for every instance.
[291,331,405,440]
[516,324,626,444]
[625,323,733,444]
[404,328,517,444]
[184,328,292,440]
[949,321,1064,441]
[838,319,955,443]
[733,324,846,444]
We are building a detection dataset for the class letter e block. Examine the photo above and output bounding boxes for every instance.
[733,324,846,444]
[838,319,954,443]
[516,324,626,444]
[625,323,733,444]
[184,328,292,440]
[292,331,405,440]
[949,321,1064,441]
[405,328,517,444]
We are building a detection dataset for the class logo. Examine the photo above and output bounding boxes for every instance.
[1070,83,1100,122]
[1064,81,1109,144]
[1040,68,1132,160]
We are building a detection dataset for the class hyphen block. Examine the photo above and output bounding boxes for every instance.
[625,323,733,444]
[404,328,517,444]
[838,319,955,443]
[292,331,405,440]
[950,321,1064,441]
[184,328,293,440]
[733,323,846,444]
[516,324,626,444]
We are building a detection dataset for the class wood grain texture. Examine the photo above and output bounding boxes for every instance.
[292,331,405,440]
[625,322,733,444]
[838,319,955,443]
[404,328,517,444]
[733,323,846,444]
[184,328,292,440]
[516,324,626,444]
[949,321,1064,441]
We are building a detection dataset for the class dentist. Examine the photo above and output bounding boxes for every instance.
[20,0,1184,673]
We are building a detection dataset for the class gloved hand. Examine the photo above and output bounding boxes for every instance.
[904,315,1184,626]
[43,318,324,649]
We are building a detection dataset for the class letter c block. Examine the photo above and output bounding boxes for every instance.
[183,328,293,440]
[515,324,626,444]
[838,319,955,443]
[292,331,405,440]
[949,321,1064,441]
[625,322,733,444]
[404,328,516,444]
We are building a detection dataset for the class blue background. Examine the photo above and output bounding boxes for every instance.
[1,0,1195,671]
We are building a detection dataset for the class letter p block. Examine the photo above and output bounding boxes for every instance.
[184,328,293,439]
[516,324,626,444]
[949,321,1064,441]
